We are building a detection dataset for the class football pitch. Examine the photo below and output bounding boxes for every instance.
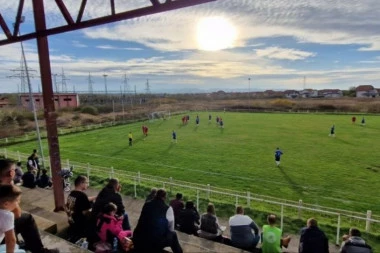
[8,112,380,214]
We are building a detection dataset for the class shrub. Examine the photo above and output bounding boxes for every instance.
[95,105,114,114]
[317,104,336,110]
[72,113,81,121]
[80,106,98,115]
[270,99,295,109]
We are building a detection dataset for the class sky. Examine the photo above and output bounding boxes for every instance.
[1,0,380,94]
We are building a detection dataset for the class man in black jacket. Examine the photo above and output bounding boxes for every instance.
[133,189,183,253]
[299,218,329,253]
[178,201,200,236]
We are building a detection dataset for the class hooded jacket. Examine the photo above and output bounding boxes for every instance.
[340,237,372,253]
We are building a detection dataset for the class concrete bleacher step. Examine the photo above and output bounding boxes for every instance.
[18,186,340,253]
[39,230,91,253]
[175,232,251,253]
[30,212,58,234]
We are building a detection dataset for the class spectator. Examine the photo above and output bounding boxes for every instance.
[133,189,183,253]
[340,228,372,253]
[96,203,132,251]
[261,214,291,253]
[27,153,39,177]
[65,175,95,241]
[145,188,157,202]
[198,203,224,242]
[229,206,260,251]
[92,179,130,230]
[0,158,59,253]
[178,201,200,236]
[37,169,52,189]
[299,218,329,253]
[0,184,24,253]
[22,167,36,189]
[170,193,185,227]
[13,162,23,185]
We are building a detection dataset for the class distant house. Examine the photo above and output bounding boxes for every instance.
[20,93,80,110]
[284,90,299,99]
[300,89,318,98]
[356,85,378,98]
[0,96,10,108]
[318,89,343,98]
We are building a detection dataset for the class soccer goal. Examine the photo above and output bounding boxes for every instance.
[148,111,171,122]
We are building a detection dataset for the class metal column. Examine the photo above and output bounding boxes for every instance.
[32,0,65,211]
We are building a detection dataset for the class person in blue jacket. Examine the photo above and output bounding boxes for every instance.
[275,148,283,167]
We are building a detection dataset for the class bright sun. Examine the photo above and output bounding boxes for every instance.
[196,17,237,51]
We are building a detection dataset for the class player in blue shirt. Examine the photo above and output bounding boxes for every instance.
[275,148,283,167]
[172,130,177,143]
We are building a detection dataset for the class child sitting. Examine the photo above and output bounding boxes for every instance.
[96,203,132,251]
[0,184,25,253]
[37,169,53,188]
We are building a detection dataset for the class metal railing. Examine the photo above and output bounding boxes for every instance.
[2,149,380,245]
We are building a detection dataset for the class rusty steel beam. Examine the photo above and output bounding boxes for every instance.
[151,0,160,6]
[0,0,216,46]
[32,0,65,212]
[55,0,74,25]
[13,0,25,36]
[110,0,115,15]
[76,0,87,23]
[0,14,11,39]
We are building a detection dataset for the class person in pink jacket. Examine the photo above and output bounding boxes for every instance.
[96,203,132,250]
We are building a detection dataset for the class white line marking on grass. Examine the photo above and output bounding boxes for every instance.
[61,149,380,205]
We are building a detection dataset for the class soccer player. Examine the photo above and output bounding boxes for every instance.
[329,125,335,137]
[208,114,212,122]
[128,132,133,146]
[275,148,283,167]
[172,130,177,143]
[219,118,224,128]
[352,116,356,124]
[361,117,366,126]
[196,115,200,126]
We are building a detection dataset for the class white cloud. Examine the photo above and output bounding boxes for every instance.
[255,47,316,61]
[72,40,87,48]
[96,45,142,50]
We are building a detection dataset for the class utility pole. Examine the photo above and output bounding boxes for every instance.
[8,59,36,99]
[52,73,58,93]
[145,79,151,94]
[303,76,306,90]
[87,72,94,94]
[13,16,46,176]
[61,68,69,93]
[123,73,129,94]
[103,73,108,95]
[248,77,251,110]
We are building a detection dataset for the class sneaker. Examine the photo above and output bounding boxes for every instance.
[281,236,291,248]
[41,248,60,253]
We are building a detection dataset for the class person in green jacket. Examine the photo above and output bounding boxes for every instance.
[261,214,291,253]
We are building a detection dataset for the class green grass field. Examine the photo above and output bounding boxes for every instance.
[7,112,380,214]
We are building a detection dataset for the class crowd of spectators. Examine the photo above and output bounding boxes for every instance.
[11,150,54,190]
[0,158,59,252]
[0,156,374,253]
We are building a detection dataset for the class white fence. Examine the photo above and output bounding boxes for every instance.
[2,149,380,245]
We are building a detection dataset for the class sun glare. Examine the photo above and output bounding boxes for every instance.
[196,17,237,51]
